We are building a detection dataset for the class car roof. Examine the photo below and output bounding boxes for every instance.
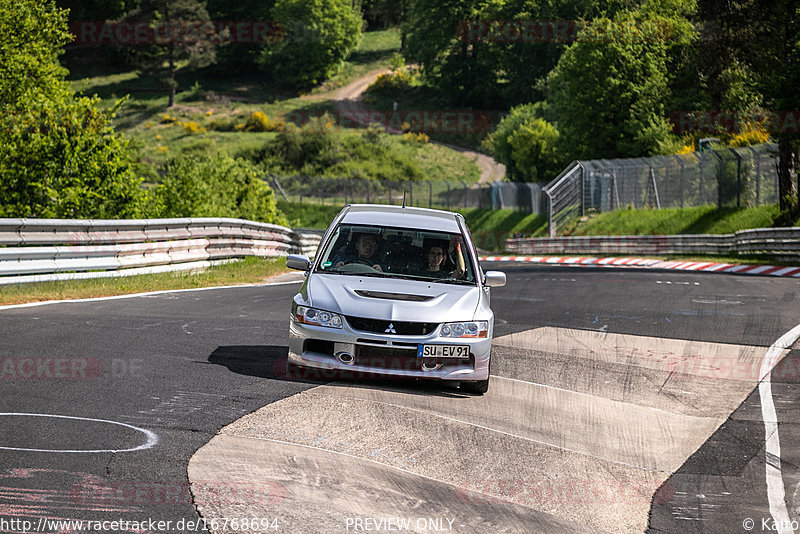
[338,204,463,233]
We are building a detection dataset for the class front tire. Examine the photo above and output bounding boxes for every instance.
[461,377,489,395]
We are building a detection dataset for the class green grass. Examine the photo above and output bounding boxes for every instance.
[459,209,548,251]
[566,205,781,236]
[0,257,288,306]
[278,201,343,228]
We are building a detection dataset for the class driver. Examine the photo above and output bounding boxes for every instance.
[332,233,386,272]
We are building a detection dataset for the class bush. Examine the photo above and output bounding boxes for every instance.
[256,116,425,182]
[153,153,287,224]
[482,103,563,182]
[245,111,283,132]
[0,0,146,218]
[366,70,416,93]
[0,92,147,218]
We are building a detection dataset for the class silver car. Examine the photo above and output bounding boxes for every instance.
[285,204,506,394]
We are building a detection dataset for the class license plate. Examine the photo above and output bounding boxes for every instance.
[417,344,469,359]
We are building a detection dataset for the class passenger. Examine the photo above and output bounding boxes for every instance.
[421,240,450,278]
[332,233,385,271]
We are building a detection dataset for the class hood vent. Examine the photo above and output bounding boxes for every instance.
[354,290,434,302]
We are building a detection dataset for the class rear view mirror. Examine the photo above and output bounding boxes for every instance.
[484,271,506,287]
[286,254,312,271]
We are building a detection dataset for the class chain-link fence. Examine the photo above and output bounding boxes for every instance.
[543,143,779,236]
[270,175,544,213]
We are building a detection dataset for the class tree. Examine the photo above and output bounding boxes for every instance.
[690,0,799,211]
[0,0,146,218]
[748,0,799,212]
[258,0,362,88]
[0,0,70,107]
[403,0,503,107]
[204,0,277,73]
[120,0,217,107]
[403,0,637,108]
[548,13,677,161]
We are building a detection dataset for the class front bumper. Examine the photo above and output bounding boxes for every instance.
[287,318,491,381]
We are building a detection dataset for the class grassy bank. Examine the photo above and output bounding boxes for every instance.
[0,257,287,306]
[565,204,782,236]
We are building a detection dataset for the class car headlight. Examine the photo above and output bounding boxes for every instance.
[440,321,488,338]
[294,305,343,328]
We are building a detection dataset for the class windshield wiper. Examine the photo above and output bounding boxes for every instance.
[437,278,475,285]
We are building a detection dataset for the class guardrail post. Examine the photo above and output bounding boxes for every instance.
[649,167,661,209]
[709,149,724,207]
[462,181,468,209]
[579,162,585,216]
[428,182,433,208]
[730,148,743,207]
[673,155,685,208]
[692,152,704,205]
[748,146,760,205]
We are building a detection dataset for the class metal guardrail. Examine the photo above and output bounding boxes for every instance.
[506,227,800,259]
[0,218,322,285]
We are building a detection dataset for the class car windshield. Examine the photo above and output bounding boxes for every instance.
[315,224,477,284]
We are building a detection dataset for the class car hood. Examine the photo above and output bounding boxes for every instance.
[306,273,481,323]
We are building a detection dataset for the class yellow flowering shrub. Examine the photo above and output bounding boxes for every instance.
[183,121,207,134]
[245,111,282,132]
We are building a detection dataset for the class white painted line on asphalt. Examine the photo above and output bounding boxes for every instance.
[0,279,303,312]
[759,324,800,534]
[0,413,158,453]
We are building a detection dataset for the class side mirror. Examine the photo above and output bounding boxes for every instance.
[286,254,312,271]
[483,270,506,288]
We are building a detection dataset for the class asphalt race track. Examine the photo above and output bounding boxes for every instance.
[1,264,799,534]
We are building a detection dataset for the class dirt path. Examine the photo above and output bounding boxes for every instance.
[332,69,505,184]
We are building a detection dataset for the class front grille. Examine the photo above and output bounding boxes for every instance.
[346,316,438,336]
[353,344,474,370]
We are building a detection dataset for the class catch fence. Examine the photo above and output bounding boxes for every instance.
[270,175,543,214]
[543,143,779,236]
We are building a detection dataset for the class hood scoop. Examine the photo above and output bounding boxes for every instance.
[354,289,434,302]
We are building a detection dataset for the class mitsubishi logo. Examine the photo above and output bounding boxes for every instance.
[384,323,397,334]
